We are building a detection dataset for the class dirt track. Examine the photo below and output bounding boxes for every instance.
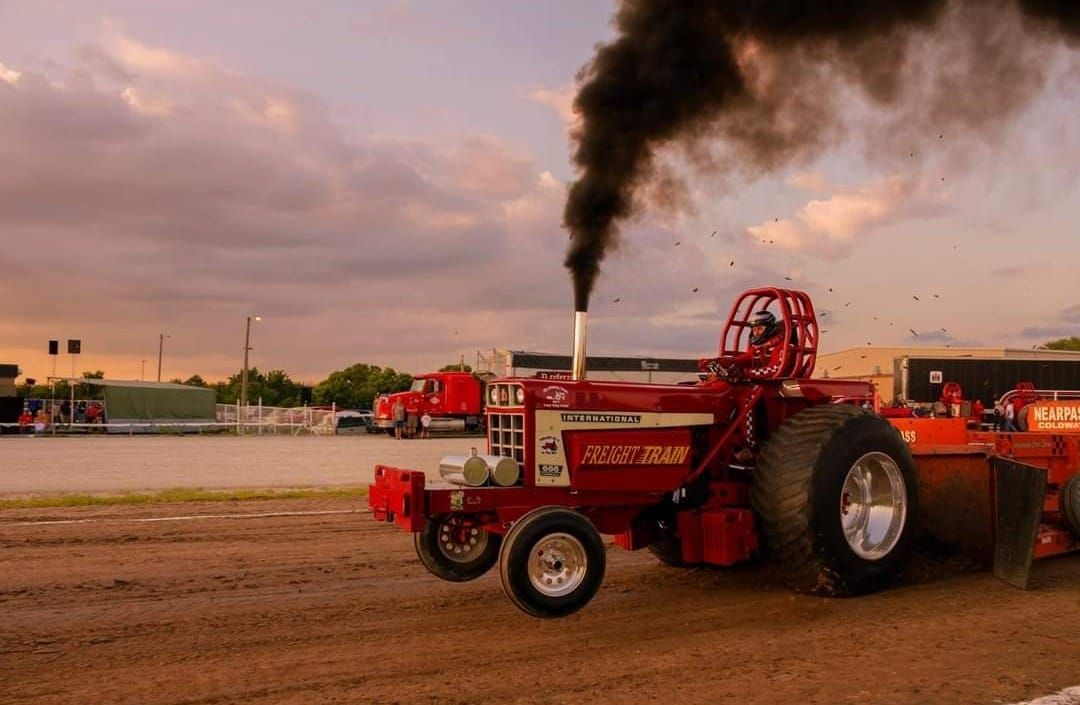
[2,499,1078,705]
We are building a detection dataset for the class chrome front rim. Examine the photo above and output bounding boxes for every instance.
[840,452,907,560]
[437,517,488,563]
[528,532,587,597]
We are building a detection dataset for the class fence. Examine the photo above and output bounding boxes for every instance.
[216,403,337,435]
[2,399,338,435]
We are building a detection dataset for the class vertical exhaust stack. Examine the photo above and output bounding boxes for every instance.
[572,311,588,381]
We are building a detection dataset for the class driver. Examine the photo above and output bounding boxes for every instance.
[700,310,786,383]
[699,309,788,463]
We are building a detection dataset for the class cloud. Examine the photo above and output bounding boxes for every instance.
[1021,325,1079,339]
[1061,305,1080,324]
[0,32,579,379]
[529,84,576,125]
[0,62,20,85]
[787,171,831,193]
[745,176,948,255]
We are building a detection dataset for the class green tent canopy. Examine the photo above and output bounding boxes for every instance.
[76,379,216,431]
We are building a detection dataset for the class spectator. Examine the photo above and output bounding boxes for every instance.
[59,399,71,424]
[406,410,418,439]
[992,398,1004,431]
[18,408,32,433]
[392,400,406,440]
[86,402,104,431]
[34,408,49,432]
[420,412,432,439]
[971,399,985,430]
[1004,399,1017,432]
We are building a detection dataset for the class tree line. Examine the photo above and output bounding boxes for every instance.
[20,361,477,411]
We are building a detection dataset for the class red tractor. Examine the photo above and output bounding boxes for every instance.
[371,288,1080,617]
[370,288,929,617]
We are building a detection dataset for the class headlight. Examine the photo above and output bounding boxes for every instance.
[514,386,525,405]
[488,386,499,404]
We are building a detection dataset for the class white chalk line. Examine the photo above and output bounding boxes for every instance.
[3,508,367,527]
[1010,687,1080,705]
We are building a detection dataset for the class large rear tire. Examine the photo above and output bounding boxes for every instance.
[498,507,606,618]
[414,515,501,582]
[750,404,918,596]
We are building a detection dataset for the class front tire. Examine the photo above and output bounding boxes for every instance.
[498,507,606,618]
[414,515,501,582]
[750,404,918,596]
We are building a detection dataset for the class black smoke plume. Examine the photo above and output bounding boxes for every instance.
[564,0,1079,311]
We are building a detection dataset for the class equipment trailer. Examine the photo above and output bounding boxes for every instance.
[369,288,1080,618]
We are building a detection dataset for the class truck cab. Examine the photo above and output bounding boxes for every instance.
[373,371,483,433]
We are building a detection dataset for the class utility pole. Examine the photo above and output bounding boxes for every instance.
[240,315,261,434]
[157,333,170,382]
[141,359,146,381]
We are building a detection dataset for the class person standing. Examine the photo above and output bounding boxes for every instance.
[392,400,406,440]
[420,412,432,439]
[1004,399,1017,432]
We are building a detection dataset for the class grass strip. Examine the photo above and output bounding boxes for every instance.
[0,486,368,510]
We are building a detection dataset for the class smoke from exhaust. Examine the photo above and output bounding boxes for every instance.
[564,0,1079,311]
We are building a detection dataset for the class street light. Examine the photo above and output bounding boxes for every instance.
[240,315,262,432]
[157,333,171,382]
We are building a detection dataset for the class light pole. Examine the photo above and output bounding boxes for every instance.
[157,333,170,382]
[240,315,261,432]
[141,359,146,381]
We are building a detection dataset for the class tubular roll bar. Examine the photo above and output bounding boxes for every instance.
[719,287,818,379]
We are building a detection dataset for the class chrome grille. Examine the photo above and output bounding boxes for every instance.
[488,413,525,466]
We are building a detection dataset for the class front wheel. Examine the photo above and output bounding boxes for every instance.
[414,515,501,582]
[498,507,606,618]
[751,404,918,596]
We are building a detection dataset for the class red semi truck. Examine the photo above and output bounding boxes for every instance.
[373,371,484,434]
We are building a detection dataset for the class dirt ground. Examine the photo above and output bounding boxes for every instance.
[2,499,1078,705]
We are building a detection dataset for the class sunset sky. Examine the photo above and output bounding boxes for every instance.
[1,1,1078,385]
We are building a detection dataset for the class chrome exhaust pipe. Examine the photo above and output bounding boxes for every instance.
[572,311,587,381]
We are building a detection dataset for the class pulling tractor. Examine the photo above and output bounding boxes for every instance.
[369,288,1080,618]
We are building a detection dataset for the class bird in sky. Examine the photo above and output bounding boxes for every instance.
[710,230,717,237]
[691,287,699,293]
[913,295,920,301]
[784,276,793,281]
[910,328,920,337]
[612,297,621,303]
[729,260,735,267]
[674,241,681,246]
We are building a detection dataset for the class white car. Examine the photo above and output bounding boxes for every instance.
[335,410,379,435]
